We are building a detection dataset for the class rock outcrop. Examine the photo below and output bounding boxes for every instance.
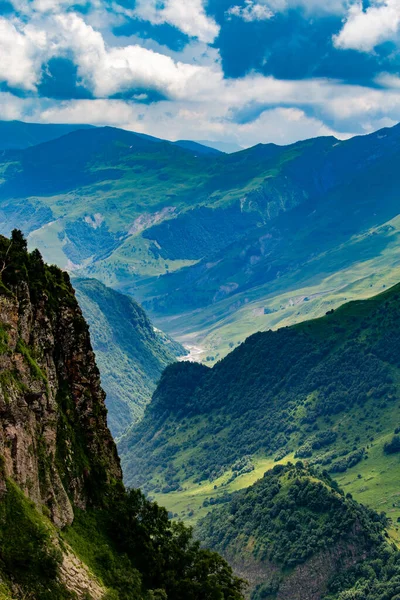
[0,236,121,527]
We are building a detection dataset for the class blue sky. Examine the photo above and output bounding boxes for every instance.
[1,0,400,147]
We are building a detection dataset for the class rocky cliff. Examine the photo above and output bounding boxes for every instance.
[0,232,121,528]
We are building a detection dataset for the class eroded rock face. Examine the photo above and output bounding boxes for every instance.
[0,279,121,527]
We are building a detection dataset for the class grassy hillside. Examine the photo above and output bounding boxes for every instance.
[119,281,400,529]
[197,463,399,600]
[137,125,400,359]
[73,277,186,438]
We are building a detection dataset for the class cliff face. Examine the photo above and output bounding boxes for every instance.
[0,238,121,527]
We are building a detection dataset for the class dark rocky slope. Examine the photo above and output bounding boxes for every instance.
[0,234,120,528]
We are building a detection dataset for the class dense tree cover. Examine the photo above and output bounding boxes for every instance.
[197,463,400,600]
[0,229,77,308]
[384,435,400,455]
[121,283,400,491]
[198,464,385,567]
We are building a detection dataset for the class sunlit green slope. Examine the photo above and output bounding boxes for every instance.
[119,281,400,530]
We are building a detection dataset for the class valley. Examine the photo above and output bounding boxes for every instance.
[73,277,186,437]
[2,121,400,599]
[120,282,400,534]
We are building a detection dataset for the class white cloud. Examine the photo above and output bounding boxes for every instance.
[0,17,48,90]
[51,13,221,98]
[227,1,274,22]
[31,98,351,146]
[334,0,400,52]
[121,0,220,44]
[0,92,29,120]
[28,73,400,147]
[10,0,91,14]
[376,72,400,88]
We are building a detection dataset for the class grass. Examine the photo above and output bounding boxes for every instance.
[16,339,47,383]
[153,393,400,547]
[61,509,115,590]
[152,454,295,524]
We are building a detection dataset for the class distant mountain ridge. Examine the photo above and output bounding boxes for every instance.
[0,120,94,150]
[0,119,222,154]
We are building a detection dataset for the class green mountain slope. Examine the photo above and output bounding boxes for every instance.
[0,125,340,278]
[198,463,399,600]
[119,281,400,528]
[136,124,400,357]
[0,231,244,600]
[73,278,186,438]
[4,122,400,364]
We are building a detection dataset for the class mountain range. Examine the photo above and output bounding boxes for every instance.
[2,120,400,368]
[2,114,400,600]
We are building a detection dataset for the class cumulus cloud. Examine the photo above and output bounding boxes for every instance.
[10,0,91,14]
[376,72,400,88]
[51,13,220,98]
[334,0,400,52]
[0,17,48,90]
[226,0,347,20]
